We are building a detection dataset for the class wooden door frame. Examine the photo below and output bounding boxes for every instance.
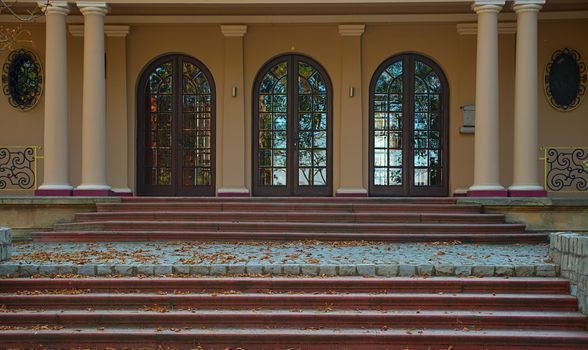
[252,53,333,197]
[136,53,216,197]
[368,52,450,197]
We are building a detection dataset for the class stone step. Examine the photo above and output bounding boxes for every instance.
[122,197,459,204]
[1,310,584,330]
[0,293,577,311]
[1,328,587,349]
[74,211,506,224]
[0,277,569,294]
[96,202,483,213]
[52,221,527,234]
[31,231,546,243]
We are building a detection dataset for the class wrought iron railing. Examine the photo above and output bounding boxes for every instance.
[542,147,588,192]
[0,145,42,191]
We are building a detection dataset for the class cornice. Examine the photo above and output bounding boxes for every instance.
[457,22,516,35]
[338,24,365,36]
[220,24,247,37]
[69,24,131,37]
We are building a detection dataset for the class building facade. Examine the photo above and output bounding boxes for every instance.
[1,0,587,197]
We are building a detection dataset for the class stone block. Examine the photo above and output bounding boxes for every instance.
[417,265,434,276]
[495,265,514,277]
[283,264,301,275]
[209,264,227,276]
[114,265,135,276]
[536,265,557,277]
[172,265,191,275]
[472,266,495,277]
[319,265,337,276]
[153,265,173,276]
[435,265,455,276]
[338,265,357,276]
[19,265,39,277]
[0,264,18,277]
[191,265,211,275]
[96,265,113,276]
[357,264,376,276]
[454,266,472,276]
[398,264,416,277]
[376,265,398,277]
[245,264,263,275]
[514,265,535,277]
[264,264,283,275]
[136,265,154,276]
[77,265,96,276]
[300,265,319,276]
[227,265,246,275]
[38,265,59,276]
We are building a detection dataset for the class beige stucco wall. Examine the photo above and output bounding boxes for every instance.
[0,17,587,196]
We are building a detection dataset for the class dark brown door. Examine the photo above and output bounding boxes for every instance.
[253,54,333,196]
[136,54,216,196]
[369,53,449,196]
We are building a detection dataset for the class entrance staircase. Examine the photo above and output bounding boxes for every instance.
[2,197,586,349]
[32,197,546,243]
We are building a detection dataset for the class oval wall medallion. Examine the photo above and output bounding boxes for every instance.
[2,49,44,111]
[544,48,587,112]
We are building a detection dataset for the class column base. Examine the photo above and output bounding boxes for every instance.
[467,189,508,197]
[35,189,73,196]
[217,187,250,197]
[508,185,547,197]
[336,188,368,197]
[73,185,113,196]
[111,188,133,197]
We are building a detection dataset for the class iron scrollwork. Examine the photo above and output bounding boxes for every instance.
[0,146,36,190]
[544,48,587,112]
[545,148,588,192]
[2,49,43,111]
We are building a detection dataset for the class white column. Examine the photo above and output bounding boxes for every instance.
[36,1,72,196]
[508,0,546,197]
[218,25,249,196]
[468,0,507,197]
[75,2,111,195]
[337,24,367,197]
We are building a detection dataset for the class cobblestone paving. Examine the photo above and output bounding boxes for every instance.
[5,241,550,266]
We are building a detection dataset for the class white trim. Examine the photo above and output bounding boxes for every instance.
[2,12,588,24]
[110,187,133,193]
[70,24,131,37]
[217,187,250,194]
[220,24,247,37]
[37,184,74,190]
[335,187,368,195]
[457,22,517,35]
[338,24,365,36]
[75,184,112,190]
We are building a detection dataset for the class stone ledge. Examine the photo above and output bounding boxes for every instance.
[550,232,588,314]
[0,263,559,278]
[0,228,12,262]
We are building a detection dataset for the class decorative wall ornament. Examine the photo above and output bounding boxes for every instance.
[543,147,588,192]
[0,146,37,190]
[2,49,43,111]
[544,48,587,112]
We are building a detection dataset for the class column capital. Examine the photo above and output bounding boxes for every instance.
[338,24,365,37]
[105,25,131,37]
[77,2,109,16]
[513,0,544,13]
[38,1,69,15]
[472,0,505,14]
[221,25,247,37]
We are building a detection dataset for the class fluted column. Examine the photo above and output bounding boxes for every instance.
[508,0,547,197]
[36,1,72,196]
[337,24,367,197]
[468,0,508,197]
[74,2,111,196]
[218,25,249,196]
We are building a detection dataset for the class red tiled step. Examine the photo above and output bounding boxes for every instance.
[0,293,577,311]
[32,231,546,243]
[1,328,587,349]
[96,202,483,214]
[74,211,506,224]
[1,310,584,330]
[0,277,569,294]
[52,221,526,234]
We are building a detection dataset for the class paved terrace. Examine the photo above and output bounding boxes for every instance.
[0,241,556,278]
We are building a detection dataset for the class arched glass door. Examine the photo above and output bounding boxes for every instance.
[369,53,449,196]
[253,54,332,196]
[136,54,216,196]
